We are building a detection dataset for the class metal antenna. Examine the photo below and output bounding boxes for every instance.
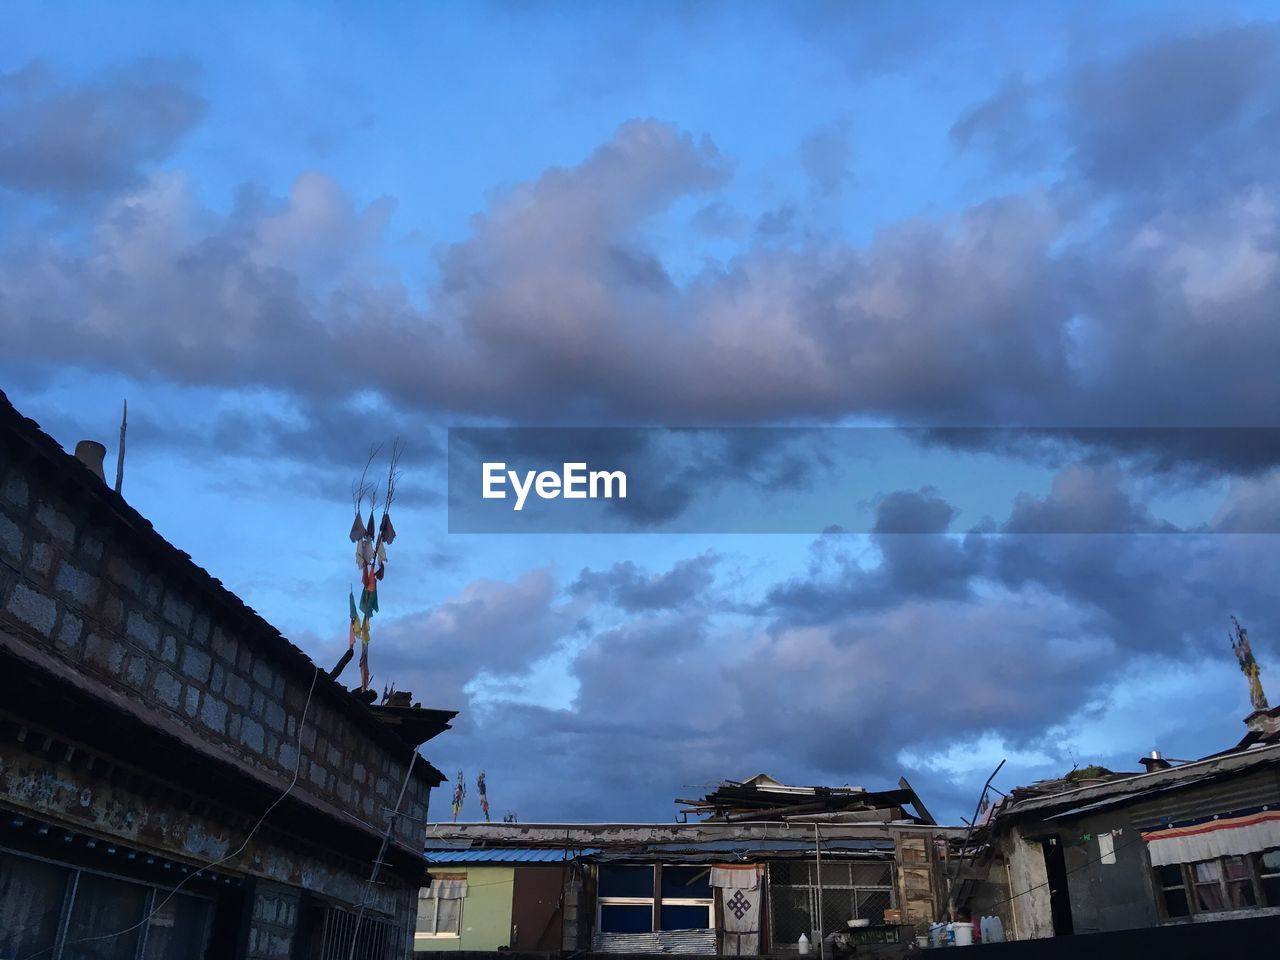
[114,399,127,493]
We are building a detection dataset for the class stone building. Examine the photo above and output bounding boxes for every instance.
[0,389,455,959]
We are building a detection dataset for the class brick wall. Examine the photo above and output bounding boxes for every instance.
[247,881,303,960]
[0,441,430,853]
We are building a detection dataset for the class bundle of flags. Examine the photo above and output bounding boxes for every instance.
[452,770,466,822]
[1231,617,1270,712]
[348,508,396,691]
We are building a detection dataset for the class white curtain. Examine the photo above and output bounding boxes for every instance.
[1144,811,1280,867]
[430,878,469,899]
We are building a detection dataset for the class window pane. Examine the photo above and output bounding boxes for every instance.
[0,855,70,959]
[64,872,148,960]
[1191,860,1221,883]
[437,897,461,933]
[1162,887,1190,918]
[415,897,438,934]
[599,865,654,898]
[600,904,652,933]
[1261,849,1280,875]
[662,866,712,899]
[1262,875,1280,907]
[660,904,711,930]
[1226,880,1257,910]
[1193,881,1226,913]
[1156,864,1184,888]
[142,894,212,960]
[1223,856,1251,880]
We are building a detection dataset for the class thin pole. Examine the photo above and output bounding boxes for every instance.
[815,823,825,960]
[114,399,127,493]
[348,750,418,960]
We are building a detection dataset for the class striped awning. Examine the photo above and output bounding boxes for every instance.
[1142,809,1280,867]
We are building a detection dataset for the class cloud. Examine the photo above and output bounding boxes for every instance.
[1002,464,1176,534]
[371,567,584,712]
[0,59,206,198]
[571,552,719,611]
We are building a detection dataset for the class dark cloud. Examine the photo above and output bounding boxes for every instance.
[1001,465,1176,535]
[764,491,980,625]
[570,553,719,612]
[0,59,205,198]
[1064,24,1280,197]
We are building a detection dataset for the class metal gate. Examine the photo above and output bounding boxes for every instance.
[315,906,403,960]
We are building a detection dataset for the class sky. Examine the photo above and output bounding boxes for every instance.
[4,0,1280,825]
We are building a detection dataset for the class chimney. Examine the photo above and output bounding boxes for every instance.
[1139,750,1171,773]
[74,440,107,483]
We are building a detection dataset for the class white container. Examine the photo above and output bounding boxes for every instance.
[929,923,947,948]
[951,922,974,946]
[798,933,810,955]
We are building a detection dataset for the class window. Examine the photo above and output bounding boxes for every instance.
[1155,850,1280,920]
[0,854,214,960]
[596,865,714,933]
[416,882,464,937]
[1260,849,1280,906]
[1155,864,1189,918]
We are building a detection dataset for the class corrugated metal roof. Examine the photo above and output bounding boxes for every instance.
[425,848,598,863]
[592,930,717,955]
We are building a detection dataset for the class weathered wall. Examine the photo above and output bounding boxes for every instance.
[1002,826,1054,940]
[0,438,430,852]
[0,415,431,957]
[1056,811,1157,936]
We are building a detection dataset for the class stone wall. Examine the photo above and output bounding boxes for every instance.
[0,436,430,853]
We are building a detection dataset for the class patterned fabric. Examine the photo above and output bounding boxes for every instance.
[711,865,761,955]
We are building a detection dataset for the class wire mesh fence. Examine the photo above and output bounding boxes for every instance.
[767,861,896,952]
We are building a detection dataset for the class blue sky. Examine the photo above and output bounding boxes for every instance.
[4,0,1280,823]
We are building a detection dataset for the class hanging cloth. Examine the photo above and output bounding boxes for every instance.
[712,865,762,956]
[348,515,366,542]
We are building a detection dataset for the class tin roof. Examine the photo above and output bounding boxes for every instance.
[426,848,599,863]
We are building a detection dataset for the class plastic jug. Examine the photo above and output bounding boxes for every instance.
[798,933,810,955]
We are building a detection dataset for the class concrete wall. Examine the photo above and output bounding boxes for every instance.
[417,866,515,953]
[1058,811,1158,936]
[1002,826,1054,940]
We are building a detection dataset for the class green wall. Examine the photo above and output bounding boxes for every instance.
[415,866,515,953]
